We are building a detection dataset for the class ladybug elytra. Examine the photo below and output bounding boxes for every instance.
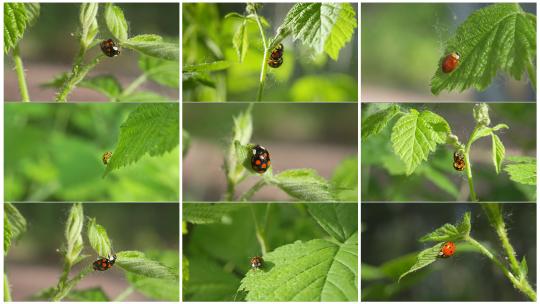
[251,145,271,174]
[102,152,113,165]
[93,254,117,271]
[267,43,284,68]
[441,52,460,73]
[453,151,465,171]
[438,241,456,258]
[250,256,263,269]
[100,39,120,57]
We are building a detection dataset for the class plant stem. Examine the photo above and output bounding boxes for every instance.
[467,236,536,301]
[56,53,104,102]
[113,286,135,302]
[4,274,12,302]
[464,125,480,201]
[493,218,522,275]
[117,74,148,101]
[253,9,268,102]
[250,205,268,255]
[13,44,30,102]
[52,265,93,301]
[526,58,536,90]
[239,179,268,201]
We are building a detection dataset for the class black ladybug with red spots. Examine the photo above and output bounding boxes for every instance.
[251,145,271,174]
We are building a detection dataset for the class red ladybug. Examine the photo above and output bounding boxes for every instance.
[438,241,456,258]
[441,52,460,73]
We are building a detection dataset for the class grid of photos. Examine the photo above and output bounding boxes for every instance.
[2,1,538,303]
[361,2,537,302]
[4,3,180,302]
[182,2,359,302]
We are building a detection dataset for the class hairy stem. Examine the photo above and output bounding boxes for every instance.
[52,265,93,301]
[12,44,30,102]
[464,125,480,201]
[253,9,268,102]
[467,236,536,301]
[56,52,105,102]
[4,274,12,302]
[526,58,536,90]
[239,179,268,201]
[250,205,268,255]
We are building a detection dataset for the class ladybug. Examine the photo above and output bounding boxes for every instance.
[267,43,284,68]
[438,241,456,258]
[441,52,460,73]
[251,145,271,174]
[250,256,263,270]
[270,43,284,60]
[453,151,465,171]
[93,254,117,271]
[100,39,120,57]
[102,151,113,165]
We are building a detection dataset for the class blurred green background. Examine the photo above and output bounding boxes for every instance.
[183,103,357,201]
[182,3,358,102]
[4,3,179,101]
[5,103,179,202]
[183,203,346,301]
[361,103,536,201]
[5,203,179,301]
[361,203,536,301]
[361,3,536,102]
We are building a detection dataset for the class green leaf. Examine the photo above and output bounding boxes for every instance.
[116,251,179,281]
[184,256,240,301]
[307,203,357,242]
[225,105,253,185]
[419,212,471,242]
[504,156,536,185]
[330,156,358,201]
[233,20,249,63]
[125,251,179,300]
[64,203,83,264]
[271,169,335,201]
[66,287,109,301]
[239,233,358,301]
[104,104,179,176]
[361,105,400,141]
[87,218,112,257]
[4,215,12,255]
[24,3,40,26]
[398,243,442,282]
[79,75,122,99]
[491,133,505,174]
[430,4,536,95]
[281,3,357,60]
[519,257,528,280]
[182,203,246,224]
[5,203,26,242]
[79,3,98,49]
[124,35,179,61]
[5,3,40,53]
[104,4,128,41]
[391,109,450,175]
[183,61,231,72]
[138,55,179,89]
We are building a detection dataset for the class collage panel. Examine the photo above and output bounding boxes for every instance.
[182,202,358,302]
[361,3,536,102]
[183,103,357,202]
[361,202,536,301]
[5,103,179,202]
[182,2,358,102]
[5,3,179,102]
[361,102,536,202]
[5,202,180,301]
